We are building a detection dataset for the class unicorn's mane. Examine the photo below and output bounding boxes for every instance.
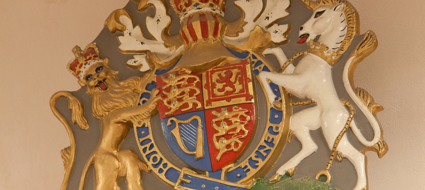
[337,1,358,55]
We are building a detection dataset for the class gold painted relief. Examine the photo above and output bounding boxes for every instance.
[53,0,388,189]
[212,69,244,96]
[167,116,205,160]
[52,43,159,190]
[161,72,202,115]
[211,106,250,161]
[50,91,88,190]
[202,59,255,109]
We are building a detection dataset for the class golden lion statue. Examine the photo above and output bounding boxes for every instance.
[51,43,160,190]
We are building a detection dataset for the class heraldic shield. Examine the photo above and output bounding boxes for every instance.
[134,49,290,189]
[157,58,256,172]
[51,0,389,189]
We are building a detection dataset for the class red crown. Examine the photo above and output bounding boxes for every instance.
[67,43,103,79]
[170,0,226,18]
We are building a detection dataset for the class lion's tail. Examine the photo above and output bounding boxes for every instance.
[50,91,89,190]
[342,31,388,157]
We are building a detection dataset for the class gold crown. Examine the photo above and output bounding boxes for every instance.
[170,0,226,18]
[67,43,103,79]
[307,41,341,66]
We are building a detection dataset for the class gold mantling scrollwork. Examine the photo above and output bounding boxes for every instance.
[212,106,250,161]
[104,9,132,33]
[167,116,205,160]
[225,26,275,54]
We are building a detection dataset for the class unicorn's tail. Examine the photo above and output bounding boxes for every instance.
[342,31,388,157]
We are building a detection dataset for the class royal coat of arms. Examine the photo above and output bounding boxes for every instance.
[51,0,388,189]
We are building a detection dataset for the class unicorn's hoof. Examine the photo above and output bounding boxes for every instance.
[286,166,297,176]
[269,173,281,183]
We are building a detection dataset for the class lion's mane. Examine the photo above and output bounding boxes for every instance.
[90,75,143,119]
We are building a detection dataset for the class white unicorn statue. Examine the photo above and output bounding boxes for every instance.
[259,0,388,189]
